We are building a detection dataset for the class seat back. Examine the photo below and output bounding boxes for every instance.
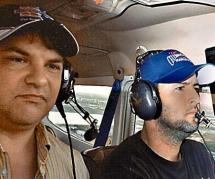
[82,146,117,179]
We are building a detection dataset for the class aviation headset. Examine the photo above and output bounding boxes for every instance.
[56,60,74,105]
[130,50,162,120]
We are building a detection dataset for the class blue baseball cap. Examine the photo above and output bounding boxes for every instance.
[139,49,215,85]
[0,5,79,57]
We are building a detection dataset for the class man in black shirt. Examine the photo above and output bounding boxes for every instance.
[102,49,215,179]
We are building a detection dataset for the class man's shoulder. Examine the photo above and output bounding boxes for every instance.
[46,130,70,151]
[41,126,84,164]
[181,139,212,159]
[103,131,143,166]
[182,139,205,149]
[46,129,90,178]
[102,132,152,179]
[46,130,84,159]
[110,131,142,154]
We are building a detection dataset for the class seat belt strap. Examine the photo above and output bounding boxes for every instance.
[94,79,122,147]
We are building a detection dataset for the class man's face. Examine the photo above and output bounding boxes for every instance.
[157,75,200,142]
[0,34,63,129]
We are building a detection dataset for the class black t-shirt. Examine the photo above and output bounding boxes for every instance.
[102,131,215,179]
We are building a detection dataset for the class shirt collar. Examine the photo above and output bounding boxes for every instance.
[35,123,52,163]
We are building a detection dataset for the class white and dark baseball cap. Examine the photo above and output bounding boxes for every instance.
[0,5,79,57]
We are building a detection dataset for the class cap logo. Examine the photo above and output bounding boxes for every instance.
[13,6,42,20]
[12,6,53,22]
[167,51,191,66]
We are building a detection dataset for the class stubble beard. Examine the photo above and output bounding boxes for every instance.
[157,114,199,145]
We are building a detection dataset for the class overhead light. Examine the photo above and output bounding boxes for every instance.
[95,0,104,4]
[85,0,119,11]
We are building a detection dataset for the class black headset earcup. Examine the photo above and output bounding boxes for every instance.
[56,61,73,105]
[130,80,162,120]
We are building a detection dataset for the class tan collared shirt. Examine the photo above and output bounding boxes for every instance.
[0,123,89,179]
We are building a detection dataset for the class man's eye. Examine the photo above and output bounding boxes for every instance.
[48,63,61,71]
[175,86,185,91]
[194,87,201,94]
[8,57,25,63]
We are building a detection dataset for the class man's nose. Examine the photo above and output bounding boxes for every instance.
[24,65,48,88]
[189,88,200,107]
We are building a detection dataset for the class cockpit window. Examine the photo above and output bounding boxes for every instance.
[48,85,112,146]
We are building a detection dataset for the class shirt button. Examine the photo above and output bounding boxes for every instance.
[40,165,45,177]
[1,168,7,176]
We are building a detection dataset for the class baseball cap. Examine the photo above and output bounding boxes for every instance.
[0,5,79,57]
[138,49,215,85]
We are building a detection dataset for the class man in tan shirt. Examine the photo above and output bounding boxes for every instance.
[0,5,89,179]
